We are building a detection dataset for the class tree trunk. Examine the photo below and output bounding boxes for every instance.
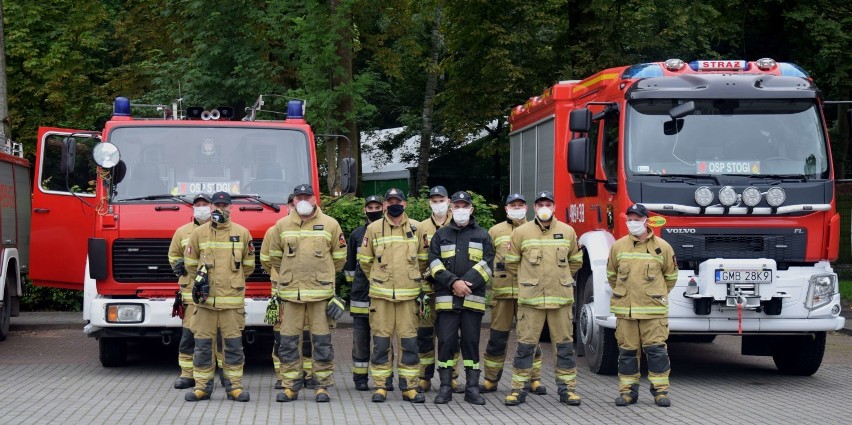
[416,6,443,192]
[326,0,358,196]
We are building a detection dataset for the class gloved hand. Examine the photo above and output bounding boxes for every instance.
[265,297,280,324]
[192,265,210,304]
[171,290,185,318]
[327,296,346,321]
[416,293,430,320]
[172,259,187,277]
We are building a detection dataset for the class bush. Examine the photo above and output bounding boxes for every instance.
[20,278,82,311]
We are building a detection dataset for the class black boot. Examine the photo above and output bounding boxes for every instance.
[434,368,453,404]
[464,369,486,405]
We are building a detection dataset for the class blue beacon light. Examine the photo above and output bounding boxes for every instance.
[287,100,305,119]
[113,97,131,116]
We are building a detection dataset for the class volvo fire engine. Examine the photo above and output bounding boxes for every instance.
[509,58,845,376]
[0,141,30,342]
[31,97,350,366]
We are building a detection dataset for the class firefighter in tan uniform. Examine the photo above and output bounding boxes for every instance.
[481,193,545,395]
[266,184,346,403]
[607,203,678,408]
[416,186,462,393]
[184,192,255,402]
[357,188,427,403]
[504,191,583,407]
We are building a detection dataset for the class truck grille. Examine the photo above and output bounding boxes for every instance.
[112,239,267,283]
[661,228,806,263]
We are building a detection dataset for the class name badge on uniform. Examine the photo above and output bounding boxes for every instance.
[554,234,563,239]
[230,236,240,242]
[314,225,324,230]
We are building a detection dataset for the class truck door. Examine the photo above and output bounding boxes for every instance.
[30,128,100,290]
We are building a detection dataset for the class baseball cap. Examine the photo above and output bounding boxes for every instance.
[626,203,649,217]
[505,193,526,204]
[429,186,449,198]
[192,193,211,204]
[384,188,406,201]
[293,184,314,196]
[365,195,383,206]
[534,190,555,203]
[451,191,472,205]
[211,192,231,205]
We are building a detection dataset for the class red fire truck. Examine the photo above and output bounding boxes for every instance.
[30,97,351,365]
[0,141,30,342]
[509,58,845,376]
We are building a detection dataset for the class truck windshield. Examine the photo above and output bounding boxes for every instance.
[108,126,311,203]
[626,99,830,179]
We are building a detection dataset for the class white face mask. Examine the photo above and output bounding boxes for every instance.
[193,206,211,222]
[536,207,553,222]
[506,207,527,221]
[296,200,314,216]
[627,219,647,236]
[431,201,449,216]
[453,208,472,225]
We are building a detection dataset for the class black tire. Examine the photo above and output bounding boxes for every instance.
[578,275,618,375]
[772,332,826,376]
[0,276,11,342]
[99,338,128,367]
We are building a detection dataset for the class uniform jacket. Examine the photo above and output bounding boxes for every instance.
[606,227,679,319]
[184,220,255,310]
[357,212,427,302]
[343,223,370,315]
[505,218,583,309]
[417,213,453,294]
[488,218,525,300]
[260,207,346,303]
[169,219,202,303]
[428,217,494,312]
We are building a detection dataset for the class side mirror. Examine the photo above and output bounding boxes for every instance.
[60,137,77,175]
[569,109,592,132]
[340,157,357,194]
[568,137,590,176]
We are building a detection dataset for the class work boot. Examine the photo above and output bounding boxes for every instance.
[434,368,454,404]
[479,379,498,393]
[386,376,395,392]
[402,389,426,403]
[174,377,195,389]
[372,389,387,403]
[315,388,330,403]
[417,378,432,393]
[303,374,318,390]
[274,380,283,390]
[615,392,638,406]
[184,389,211,402]
[654,393,672,407]
[276,388,299,402]
[559,389,582,406]
[227,389,250,402]
[452,378,465,393]
[463,369,486,405]
[504,389,527,406]
[529,380,547,395]
[217,369,231,390]
[354,381,369,391]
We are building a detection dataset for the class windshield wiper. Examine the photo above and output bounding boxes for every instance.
[726,174,809,182]
[232,194,281,212]
[633,173,719,185]
[117,194,192,205]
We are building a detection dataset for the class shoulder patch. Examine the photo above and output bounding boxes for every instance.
[339,233,347,248]
[361,236,369,247]
[313,224,324,230]
[423,234,429,247]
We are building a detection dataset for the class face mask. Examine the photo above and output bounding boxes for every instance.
[453,208,472,225]
[296,200,314,216]
[211,208,229,224]
[193,206,211,222]
[430,202,449,216]
[506,207,527,221]
[366,210,383,222]
[536,207,553,222]
[627,220,647,236]
[387,204,405,217]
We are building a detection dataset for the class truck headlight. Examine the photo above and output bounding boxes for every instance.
[694,186,714,207]
[741,186,761,207]
[718,186,737,206]
[106,304,144,323]
[804,274,837,310]
[765,187,785,207]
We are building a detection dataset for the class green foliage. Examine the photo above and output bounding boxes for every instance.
[320,195,368,236]
[840,280,852,305]
[20,279,82,312]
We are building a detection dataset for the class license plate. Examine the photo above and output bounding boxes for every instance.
[714,269,772,284]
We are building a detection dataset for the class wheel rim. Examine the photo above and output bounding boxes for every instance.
[579,303,595,348]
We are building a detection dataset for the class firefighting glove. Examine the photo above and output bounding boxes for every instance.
[326,296,346,321]
[192,265,210,304]
[172,259,187,277]
[171,290,185,319]
[416,293,431,320]
[265,296,281,325]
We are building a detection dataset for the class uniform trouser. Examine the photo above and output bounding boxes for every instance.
[179,304,226,377]
[279,301,332,390]
[483,298,542,383]
[273,323,313,380]
[417,295,461,380]
[370,298,419,390]
[352,315,370,384]
[436,309,483,371]
[511,305,577,392]
[616,317,671,395]
[193,307,245,394]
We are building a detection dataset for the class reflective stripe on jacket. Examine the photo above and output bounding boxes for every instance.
[184,220,254,310]
[417,213,453,293]
[428,217,494,313]
[488,219,525,299]
[169,220,201,301]
[606,228,679,319]
[359,213,426,302]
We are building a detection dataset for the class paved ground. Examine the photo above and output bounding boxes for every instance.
[2,311,851,424]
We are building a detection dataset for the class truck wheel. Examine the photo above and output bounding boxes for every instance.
[772,332,826,376]
[100,338,128,367]
[577,275,618,375]
[0,278,11,342]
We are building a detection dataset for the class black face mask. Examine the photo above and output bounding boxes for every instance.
[211,208,229,224]
[386,204,405,217]
[366,211,383,222]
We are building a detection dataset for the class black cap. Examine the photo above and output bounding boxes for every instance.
[365,195,383,205]
[384,188,406,201]
[293,184,314,196]
[428,186,449,198]
[534,190,555,203]
[505,192,526,204]
[451,191,472,205]
[287,193,295,204]
[211,192,231,205]
[626,203,649,217]
[192,193,211,204]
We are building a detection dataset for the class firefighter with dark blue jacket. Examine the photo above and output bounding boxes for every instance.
[428,191,494,405]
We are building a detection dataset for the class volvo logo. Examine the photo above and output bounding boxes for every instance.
[665,228,696,234]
